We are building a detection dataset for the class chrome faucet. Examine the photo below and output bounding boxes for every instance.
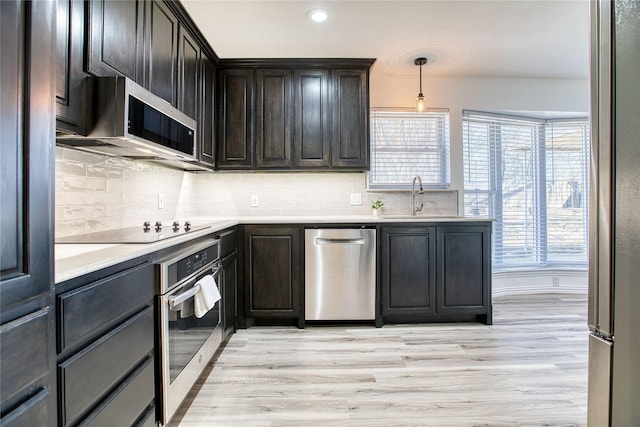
[412,176,424,216]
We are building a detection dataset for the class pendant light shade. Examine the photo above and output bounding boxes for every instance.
[415,57,427,112]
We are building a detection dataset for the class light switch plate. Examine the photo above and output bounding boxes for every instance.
[158,193,164,209]
[251,195,259,207]
[350,193,362,205]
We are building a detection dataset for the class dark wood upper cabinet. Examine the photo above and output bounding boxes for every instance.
[56,0,89,134]
[199,58,216,166]
[292,68,331,168]
[217,59,374,171]
[255,69,293,168]
[217,68,254,169]
[178,25,200,119]
[87,0,144,82]
[331,69,369,169]
[144,0,178,105]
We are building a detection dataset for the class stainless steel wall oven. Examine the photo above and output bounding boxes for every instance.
[156,239,222,425]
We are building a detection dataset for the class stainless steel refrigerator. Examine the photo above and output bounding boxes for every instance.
[588,1,640,425]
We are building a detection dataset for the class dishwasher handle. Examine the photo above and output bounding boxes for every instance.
[315,237,366,245]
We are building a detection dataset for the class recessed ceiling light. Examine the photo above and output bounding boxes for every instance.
[306,8,328,23]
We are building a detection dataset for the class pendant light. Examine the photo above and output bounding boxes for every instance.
[415,57,427,112]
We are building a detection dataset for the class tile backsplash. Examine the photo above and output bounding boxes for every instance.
[55,147,458,237]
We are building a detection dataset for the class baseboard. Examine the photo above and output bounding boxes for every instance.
[492,268,588,297]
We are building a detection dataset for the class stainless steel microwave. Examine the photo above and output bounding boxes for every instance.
[57,76,197,162]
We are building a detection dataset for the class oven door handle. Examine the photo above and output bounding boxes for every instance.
[167,263,221,309]
[168,286,200,308]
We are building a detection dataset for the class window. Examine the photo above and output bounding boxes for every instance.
[463,111,589,269]
[369,110,450,189]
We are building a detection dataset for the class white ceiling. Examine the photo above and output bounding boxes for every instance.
[182,0,590,80]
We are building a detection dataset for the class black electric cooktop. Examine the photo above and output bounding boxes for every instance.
[55,221,211,244]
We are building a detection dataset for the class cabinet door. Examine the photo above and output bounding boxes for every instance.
[437,226,491,319]
[144,0,178,105]
[87,0,143,82]
[199,58,216,166]
[177,25,200,119]
[293,69,330,168]
[217,69,254,169]
[221,253,237,338]
[255,69,293,168]
[56,0,89,134]
[244,226,300,318]
[1,0,55,423]
[331,69,369,169]
[380,227,436,319]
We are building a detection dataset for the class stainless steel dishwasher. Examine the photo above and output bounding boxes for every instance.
[305,228,376,321]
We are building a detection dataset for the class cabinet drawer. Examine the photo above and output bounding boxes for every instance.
[59,306,154,426]
[57,263,153,352]
[0,386,51,427]
[0,309,50,402]
[217,227,237,258]
[137,404,157,427]
[80,356,155,427]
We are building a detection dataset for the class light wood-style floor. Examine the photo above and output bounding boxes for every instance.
[170,293,588,426]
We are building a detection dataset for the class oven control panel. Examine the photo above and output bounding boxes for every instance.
[178,246,213,278]
[162,240,220,291]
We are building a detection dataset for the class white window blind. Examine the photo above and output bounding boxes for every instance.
[545,120,590,262]
[463,111,589,268]
[369,110,450,189]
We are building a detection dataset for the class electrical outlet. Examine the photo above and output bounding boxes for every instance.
[251,195,259,207]
[350,193,362,206]
[158,193,164,209]
[552,276,560,287]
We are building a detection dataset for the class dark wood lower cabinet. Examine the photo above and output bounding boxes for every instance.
[217,227,239,339]
[55,261,155,426]
[380,227,436,321]
[221,253,238,339]
[379,223,492,325]
[242,225,301,326]
[437,225,492,324]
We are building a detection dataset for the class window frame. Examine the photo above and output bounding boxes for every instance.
[368,108,451,191]
[462,110,589,269]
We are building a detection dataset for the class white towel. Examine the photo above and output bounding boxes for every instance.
[180,298,194,318]
[194,274,221,318]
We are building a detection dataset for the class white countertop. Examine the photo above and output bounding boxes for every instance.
[55,215,492,284]
[55,219,237,284]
